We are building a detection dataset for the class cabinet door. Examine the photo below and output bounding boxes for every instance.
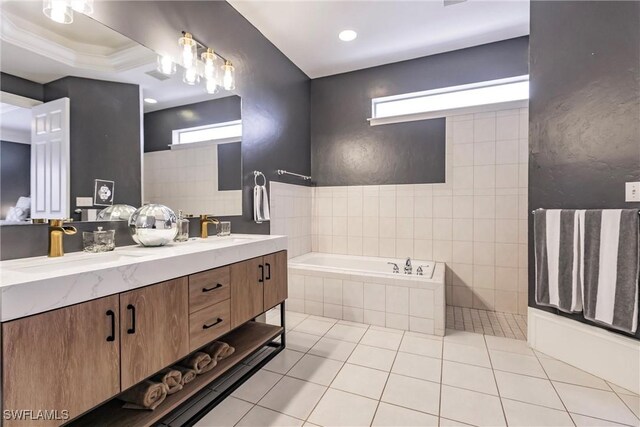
[2,295,120,426]
[263,250,288,310]
[120,277,189,390]
[230,256,264,328]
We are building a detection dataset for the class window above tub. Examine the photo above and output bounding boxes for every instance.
[171,119,242,149]
[369,75,529,126]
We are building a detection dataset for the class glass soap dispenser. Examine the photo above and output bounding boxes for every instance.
[175,210,190,242]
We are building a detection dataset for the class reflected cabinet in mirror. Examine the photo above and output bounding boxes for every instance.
[0,0,242,226]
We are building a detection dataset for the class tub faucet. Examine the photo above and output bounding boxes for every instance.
[48,219,77,257]
[404,257,412,275]
[387,262,399,274]
[200,215,220,238]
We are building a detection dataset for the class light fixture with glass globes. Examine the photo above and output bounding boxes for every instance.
[43,0,93,24]
[156,31,236,95]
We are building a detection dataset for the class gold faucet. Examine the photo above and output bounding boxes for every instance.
[48,219,77,257]
[200,215,219,239]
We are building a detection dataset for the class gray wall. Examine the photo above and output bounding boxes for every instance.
[310,37,529,186]
[0,140,30,219]
[0,72,44,101]
[529,1,640,338]
[92,1,311,234]
[44,76,142,211]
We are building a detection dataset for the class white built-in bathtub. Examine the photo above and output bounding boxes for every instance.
[288,252,445,336]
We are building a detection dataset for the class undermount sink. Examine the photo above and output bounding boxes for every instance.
[4,252,146,274]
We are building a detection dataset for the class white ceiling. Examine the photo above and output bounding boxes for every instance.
[0,1,236,113]
[229,0,530,78]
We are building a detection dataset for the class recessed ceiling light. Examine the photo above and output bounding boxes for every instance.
[144,98,158,104]
[338,30,357,42]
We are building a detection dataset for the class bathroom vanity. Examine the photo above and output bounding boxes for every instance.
[0,235,288,426]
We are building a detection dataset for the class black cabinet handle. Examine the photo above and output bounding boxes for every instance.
[202,283,223,292]
[265,263,271,280]
[106,310,115,342]
[203,318,223,329]
[258,264,264,283]
[127,304,136,334]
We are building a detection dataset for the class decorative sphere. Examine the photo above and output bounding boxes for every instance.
[128,204,178,247]
[97,204,137,222]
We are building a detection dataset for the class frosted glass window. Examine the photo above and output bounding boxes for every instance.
[173,120,242,145]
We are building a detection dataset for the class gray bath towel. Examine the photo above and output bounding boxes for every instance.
[534,209,583,312]
[581,209,639,334]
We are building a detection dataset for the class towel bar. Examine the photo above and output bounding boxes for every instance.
[276,169,311,181]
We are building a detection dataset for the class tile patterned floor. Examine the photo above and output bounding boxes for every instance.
[446,306,528,340]
[195,311,640,427]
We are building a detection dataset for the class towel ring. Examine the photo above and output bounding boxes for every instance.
[253,170,266,187]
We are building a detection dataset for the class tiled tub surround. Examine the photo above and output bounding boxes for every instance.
[287,253,446,336]
[144,145,242,216]
[311,107,529,315]
[269,182,313,258]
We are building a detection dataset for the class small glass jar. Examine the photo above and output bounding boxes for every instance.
[175,210,190,242]
[217,221,231,236]
[83,227,115,252]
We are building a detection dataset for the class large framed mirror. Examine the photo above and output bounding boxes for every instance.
[0,0,242,226]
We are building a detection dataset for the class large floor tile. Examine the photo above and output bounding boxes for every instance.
[195,396,253,427]
[502,398,574,426]
[236,405,304,427]
[308,337,357,362]
[443,341,491,368]
[347,344,397,371]
[294,318,335,336]
[360,329,403,350]
[258,376,327,420]
[232,370,283,403]
[331,363,389,399]
[608,382,639,397]
[438,418,476,426]
[392,351,441,383]
[263,349,305,375]
[570,413,630,426]
[381,373,440,415]
[324,323,368,342]
[484,335,534,355]
[399,333,443,359]
[372,402,439,426]
[540,358,610,390]
[286,331,321,352]
[444,329,487,348]
[554,381,639,426]
[494,370,564,410]
[441,360,498,395]
[287,354,343,386]
[489,349,546,378]
[440,385,506,427]
[308,388,378,427]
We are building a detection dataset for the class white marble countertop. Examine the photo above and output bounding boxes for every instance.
[0,234,287,322]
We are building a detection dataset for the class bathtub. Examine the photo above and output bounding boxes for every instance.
[288,252,445,336]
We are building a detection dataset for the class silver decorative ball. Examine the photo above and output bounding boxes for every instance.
[97,204,137,222]
[128,204,178,247]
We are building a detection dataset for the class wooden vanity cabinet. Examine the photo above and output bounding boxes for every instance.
[230,250,288,328]
[2,295,121,426]
[119,277,189,390]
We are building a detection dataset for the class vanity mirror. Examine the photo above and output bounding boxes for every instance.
[0,0,242,226]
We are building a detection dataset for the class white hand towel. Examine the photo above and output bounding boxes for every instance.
[253,185,270,223]
[260,185,270,221]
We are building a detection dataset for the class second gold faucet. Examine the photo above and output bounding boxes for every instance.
[199,215,219,238]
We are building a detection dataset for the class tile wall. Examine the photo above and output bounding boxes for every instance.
[270,182,313,258]
[144,145,242,216]
[310,107,529,315]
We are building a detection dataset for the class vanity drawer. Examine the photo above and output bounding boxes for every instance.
[189,299,231,352]
[189,266,231,313]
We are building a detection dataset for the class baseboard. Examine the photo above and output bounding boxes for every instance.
[528,308,640,394]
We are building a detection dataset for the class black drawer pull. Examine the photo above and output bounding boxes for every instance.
[127,304,136,334]
[203,318,223,329]
[265,263,271,280]
[258,264,264,283]
[202,283,223,292]
[106,310,115,342]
